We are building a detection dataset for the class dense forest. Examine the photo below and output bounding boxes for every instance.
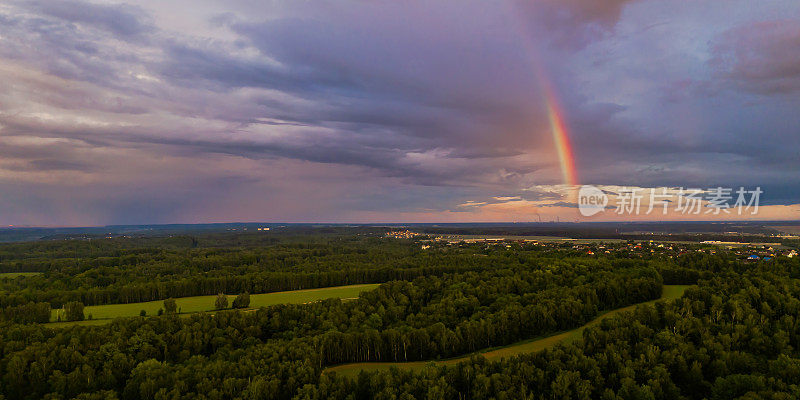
[0,232,798,399]
[0,235,491,307]
[307,265,800,399]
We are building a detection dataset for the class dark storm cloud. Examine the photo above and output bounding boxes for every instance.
[168,11,547,145]
[137,7,556,185]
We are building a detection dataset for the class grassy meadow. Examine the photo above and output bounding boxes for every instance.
[49,283,379,327]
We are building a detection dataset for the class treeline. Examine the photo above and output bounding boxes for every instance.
[317,274,660,365]
[0,302,50,324]
[0,234,509,308]
[0,233,655,308]
[0,264,486,308]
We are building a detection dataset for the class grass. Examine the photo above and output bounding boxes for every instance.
[0,272,42,279]
[48,283,379,327]
[324,285,691,378]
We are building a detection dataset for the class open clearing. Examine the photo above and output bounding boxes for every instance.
[48,283,379,327]
[325,285,690,378]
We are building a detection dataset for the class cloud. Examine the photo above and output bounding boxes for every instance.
[711,20,800,94]
[0,0,637,191]
[514,0,637,49]
[18,0,154,38]
[0,0,798,224]
[458,201,487,208]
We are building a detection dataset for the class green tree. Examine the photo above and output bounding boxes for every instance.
[63,301,85,321]
[215,293,228,310]
[163,298,177,314]
[232,292,250,308]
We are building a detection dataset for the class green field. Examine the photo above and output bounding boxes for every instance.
[0,272,42,279]
[325,285,690,378]
[49,283,379,327]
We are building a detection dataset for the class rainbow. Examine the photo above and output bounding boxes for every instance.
[507,5,579,187]
[543,87,578,187]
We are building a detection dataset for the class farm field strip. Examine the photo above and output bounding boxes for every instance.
[324,285,690,378]
[49,283,380,327]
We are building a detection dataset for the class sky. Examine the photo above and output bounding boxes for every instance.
[0,0,799,225]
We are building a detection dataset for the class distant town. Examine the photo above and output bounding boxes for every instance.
[386,229,798,261]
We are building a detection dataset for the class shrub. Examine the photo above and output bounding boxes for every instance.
[232,292,251,308]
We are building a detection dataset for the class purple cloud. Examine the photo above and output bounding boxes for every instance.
[711,19,800,94]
